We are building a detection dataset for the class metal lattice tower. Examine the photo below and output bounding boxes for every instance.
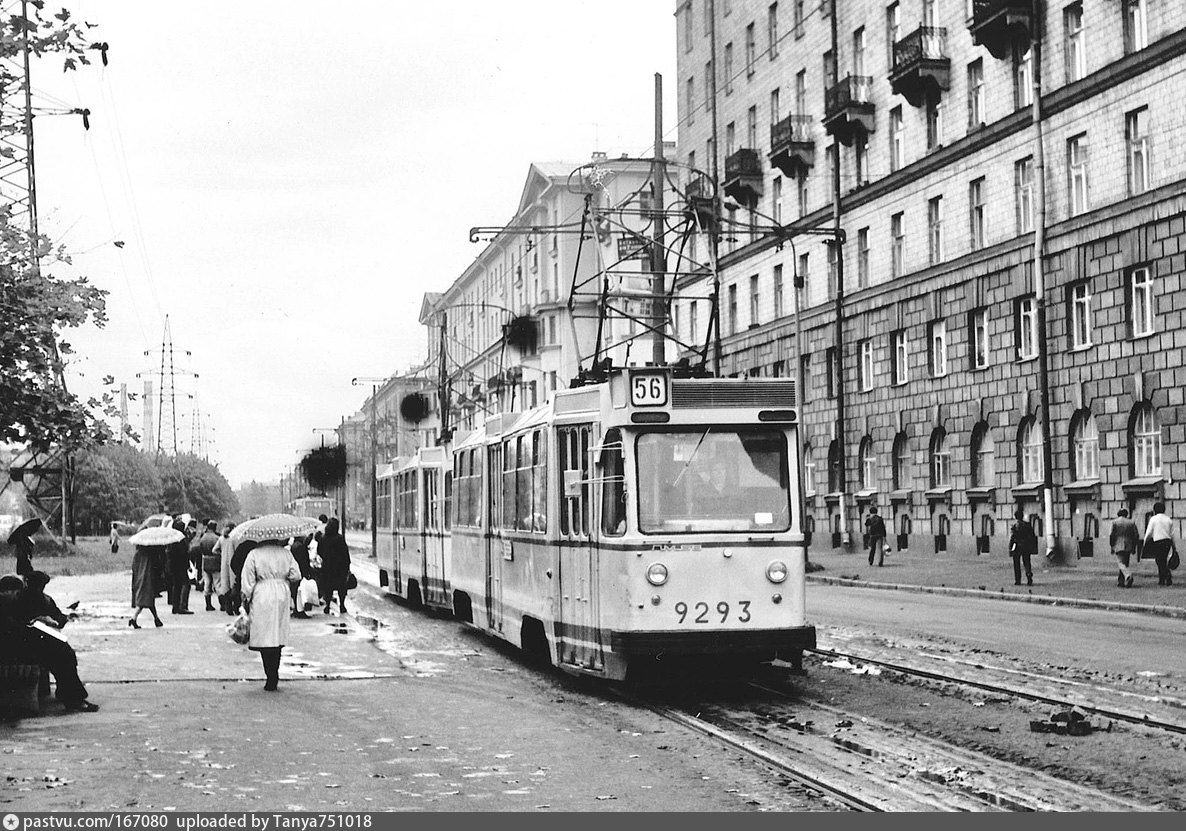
[137,316,198,458]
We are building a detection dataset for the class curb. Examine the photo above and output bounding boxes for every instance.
[806,574,1186,620]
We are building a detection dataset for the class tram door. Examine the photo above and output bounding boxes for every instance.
[556,424,602,671]
[485,443,504,633]
[422,468,446,606]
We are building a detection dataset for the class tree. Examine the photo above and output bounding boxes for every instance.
[155,454,239,523]
[0,4,115,453]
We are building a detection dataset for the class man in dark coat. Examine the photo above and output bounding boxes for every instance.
[865,507,888,567]
[195,521,222,611]
[318,518,351,615]
[1009,508,1038,586]
[166,519,194,614]
[1109,508,1139,588]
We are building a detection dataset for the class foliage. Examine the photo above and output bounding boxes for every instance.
[71,444,163,532]
[155,453,239,523]
[300,445,347,493]
[237,480,281,517]
[0,5,115,454]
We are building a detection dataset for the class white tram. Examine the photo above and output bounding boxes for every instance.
[443,366,814,681]
[374,445,452,612]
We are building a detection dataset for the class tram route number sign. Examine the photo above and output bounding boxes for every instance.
[631,372,668,407]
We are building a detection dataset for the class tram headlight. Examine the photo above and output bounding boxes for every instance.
[766,560,788,584]
[646,562,669,586]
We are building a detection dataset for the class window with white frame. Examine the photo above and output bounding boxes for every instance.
[798,252,810,300]
[1124,0,1148,53]
[745,22,756,76]
[773,265,784,318]
[930,429,951,488]
[725,121,736,158]
[927,196,943,265]
[685,76,695,124]
[1020,417,1043,484]
[972,422,995,486]
[1016,156,1034,233]
[1070,281,1093,348]
[747,106,758,149]
[892,431,910,489]
[749,274,760,326]
[724,43,734,94]
[768,3,780,58]
[857,227,870,288]
[797,175,809,216]
[970,308,989,369]
[891,211,905,277]
[885,2,900,67]
[928,318,947,377]
[1129,266,1154,336]
[800,353,811,403]
[926,94,942,150]
[1065,3,1086,83]
[967,59,985,129]
[1067,134,1089,216]
[688,299,698,345]
[795,68,807,114]
[1071,410,1099,480]
[727,283,738,334]
[854,133,869,187]
[858,338,874,391]
[1016,295,1037,359]
[1131,403,1161,477]
[853,26,866,76]
[1126,107,1150,196]
[1013,43,1033,108]
[827,242,838,299]
[891,329,908,385]
[804,441,817,494]
[860,436,877,490]
[770,87,780,127]
[825,346,837,399]
[772,176,783,224]
[969,177,985,250]
[889,106,904,172]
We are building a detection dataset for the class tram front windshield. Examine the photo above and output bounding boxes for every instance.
[637,428,791,533]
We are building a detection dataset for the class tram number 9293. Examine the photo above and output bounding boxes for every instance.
[674,600,752,624]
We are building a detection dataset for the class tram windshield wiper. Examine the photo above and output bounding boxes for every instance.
[671,428,711,486]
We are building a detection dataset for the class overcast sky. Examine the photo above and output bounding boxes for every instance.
[32,1,677,489]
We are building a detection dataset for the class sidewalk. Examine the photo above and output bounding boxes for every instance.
[805,541,1186,619]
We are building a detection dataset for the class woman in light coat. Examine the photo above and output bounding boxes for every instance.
[240,538,301,691]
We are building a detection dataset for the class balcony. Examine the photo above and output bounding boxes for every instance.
[969,0,1035,60]
[769,114,815,179]
[823,75,876,146]
[683,175,716,230]
[723,148,763,210]
[889,26,951,107]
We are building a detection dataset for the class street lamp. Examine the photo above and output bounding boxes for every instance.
[352,376,387,555]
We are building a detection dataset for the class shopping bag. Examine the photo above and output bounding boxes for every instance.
[227,612,250,645]
[298,578,319,611]
[1170,548,1181,571]
[345,571,358,591]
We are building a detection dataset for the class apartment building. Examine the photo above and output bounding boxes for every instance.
[674,0,1186,561]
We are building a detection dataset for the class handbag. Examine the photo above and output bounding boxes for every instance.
[227,612,250,645]
[345,571,358,591]
[1170,548,1181,571]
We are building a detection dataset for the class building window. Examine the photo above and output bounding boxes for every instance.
[725,121,736,158]
[826,242,838,299]
[889,106,904,172]
[1019,417,1044,484]
[1015,295,1037,360]
[747,106,758,149]
[928,318,947,377]
[925,94,942,151]
[793,0,804,38]
[969,308,989,370]
[773,265,784,318]
[1013,43,1033,109]
[854,134,869,188]
[749,274,760,326]
[969,177,985,250]
[857,227,870,289]
[858,338,874,391]
[827,440,842,492]
[1067,134,1089,216]
[772,176,783,224]
[825,346,837,399]
[971,422,995,487]
[860,436,877,491]
[684,2,694,51]
[797,176,809,216]
[768,3,780,58]
[704,60,713,110]
[724,43,734,94]
[927,196,943,265]
[1065,3,1086,83]
[891,211,905,278]
[804,441,817,495]
[1126,107,1150,196]
[1124,0,1148,53]
[800,353,811,403]
[745,23,756,76]
[1016,156,1034,233]
[1131,403,1161,477]
[892,431,910,490]
[1069,281,1093,349]
[689,299,699,344]
[885,2,900,67]
[853,26,866,76]
[967,59,984,129]
[769,86,781,126]
[930,429,951,488]
[1071,410,1099,480]
[727,283,738,335]
[1129,266,1154,337]
[798,252,810,301]
[890,329,908,385]
[795,68,807,114]
[686,77,695,124]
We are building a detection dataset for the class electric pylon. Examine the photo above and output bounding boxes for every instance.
[137,315,198,458]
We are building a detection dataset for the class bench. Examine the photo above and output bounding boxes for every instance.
[0,664,42,720]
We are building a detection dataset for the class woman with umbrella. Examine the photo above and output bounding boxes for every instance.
[9,517,43,577]
[126,525,182,629]
[237,515,310,691]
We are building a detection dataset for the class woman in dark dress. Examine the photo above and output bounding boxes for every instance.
[317,518,351,615]
[129,543,165,628]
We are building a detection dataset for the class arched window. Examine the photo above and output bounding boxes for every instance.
[1131,402,1162,477]
[892,431,911,490]
[971,421,995,487]
[1018,417,1043,484]
[930,428,951,488]
[827,440,842,492]
[859,436,877,490]
[1070,409,1099,480]
[803,442,817,495]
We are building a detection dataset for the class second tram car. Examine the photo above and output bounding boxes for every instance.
[375,445,452,612]
[428,366,814,681]
[287,494,334,520]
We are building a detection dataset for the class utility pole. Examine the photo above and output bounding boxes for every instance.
[829,0,850,548]
[707,0,723,375]
[650,73,667,366]
[353,377,386,554]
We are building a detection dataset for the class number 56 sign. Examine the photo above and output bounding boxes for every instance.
[631,372,668,407]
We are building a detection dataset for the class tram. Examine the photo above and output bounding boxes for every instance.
[399,365,814,681]
[375,445,452,612]
[286,494,334,520]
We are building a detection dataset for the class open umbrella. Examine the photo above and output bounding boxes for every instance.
[7,517,44,545]
[128,525,186,547]
[230,513,319,547]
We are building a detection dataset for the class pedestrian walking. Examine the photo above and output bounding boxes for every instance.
[318,518,351,615]
[289,532,313,618]
[1143,501,1176,587]
[109,522,120,554]
[865,507,887,567]
[1008,508,1037,586]
[196,521,222,611]
[129,543,166,629]
[240,537,302,691]
[166,519,194,614]
[217,523,236,614]
[1109,508,1139,588]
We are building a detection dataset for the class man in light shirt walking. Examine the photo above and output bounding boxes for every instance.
[1143,502,1176,587]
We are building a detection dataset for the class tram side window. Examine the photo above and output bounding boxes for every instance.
[443,470,452,531]
[529,428,547,533]
[503,437,518,530]
[558,425,592,538]
[377,477,393,531]
[425,470,439,531]
[601,428,626,536]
